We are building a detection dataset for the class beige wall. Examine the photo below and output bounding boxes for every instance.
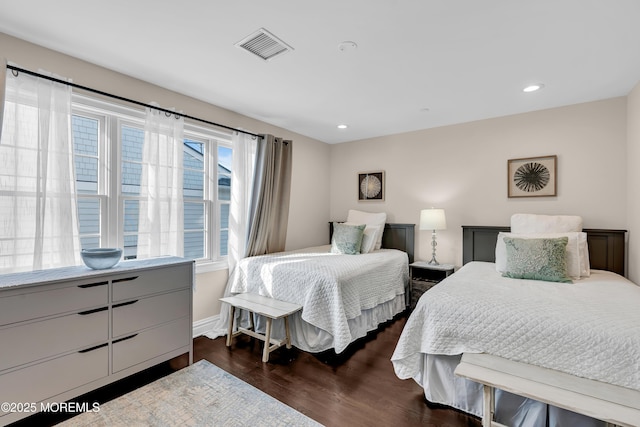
[330,98,629,267]
[0,32,331,322]
[627,82,640,283]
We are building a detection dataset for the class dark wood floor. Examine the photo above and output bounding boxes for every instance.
[196,313,481,427]
[12,313,481,427]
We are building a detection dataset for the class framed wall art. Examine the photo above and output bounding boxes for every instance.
[358,171,385,201]
[508,155,557,198]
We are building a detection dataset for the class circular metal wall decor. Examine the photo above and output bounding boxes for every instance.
[508,155,557,197]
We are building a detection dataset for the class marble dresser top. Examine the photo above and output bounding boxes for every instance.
[0,256,193,290]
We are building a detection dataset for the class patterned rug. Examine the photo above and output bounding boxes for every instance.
[59,360,323,426]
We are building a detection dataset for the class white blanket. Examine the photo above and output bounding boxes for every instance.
[228,246,408,353]
[392,261,640,392]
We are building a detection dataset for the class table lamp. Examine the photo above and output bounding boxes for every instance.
[420,208,447,265]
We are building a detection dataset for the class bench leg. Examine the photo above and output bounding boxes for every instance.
[284,316,292,349]
[263,317,273,363]
[226,305,235,347]
[483,384,494,427]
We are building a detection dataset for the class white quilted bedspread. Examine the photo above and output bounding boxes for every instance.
[391,262,640,392]
[228,246,408,353]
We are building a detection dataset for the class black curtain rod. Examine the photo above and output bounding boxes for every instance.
[6,64,262,139]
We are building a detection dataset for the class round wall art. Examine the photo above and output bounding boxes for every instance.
[507,155,557,197]
[358,171,385,201]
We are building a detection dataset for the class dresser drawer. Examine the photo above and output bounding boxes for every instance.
[111,263,192,302]
[0,280,109,326]
[0,344,108,418]
[0,309,108,372]
[112,289,191,338]
[112,317,190,373]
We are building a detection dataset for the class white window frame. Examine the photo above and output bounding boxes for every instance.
[73,109,110,250]
[72,94,232,273]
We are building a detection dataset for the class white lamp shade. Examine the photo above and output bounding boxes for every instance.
[420,208,447,230]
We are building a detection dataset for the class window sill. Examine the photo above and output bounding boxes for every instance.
[195,259,229,274]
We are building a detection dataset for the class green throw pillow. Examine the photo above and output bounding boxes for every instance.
[330,223,366,255]
[502,236,573,283]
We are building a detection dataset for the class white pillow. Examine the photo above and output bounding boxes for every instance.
[346,210,387,250]
[343,222,380,254]
[495,232,590,279]
[511,214,583,233]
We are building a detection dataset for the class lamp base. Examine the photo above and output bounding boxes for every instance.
[429,230,440,265]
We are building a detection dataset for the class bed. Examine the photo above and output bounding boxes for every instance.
[211,219,414,354]
[391,217,640,427]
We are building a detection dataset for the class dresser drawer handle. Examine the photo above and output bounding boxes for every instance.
[113,300,139,308]
[113,334,138,344]
[112,276,139,283]
[77,281,109,288]
[78,342,108,353]
[78,306,108,315]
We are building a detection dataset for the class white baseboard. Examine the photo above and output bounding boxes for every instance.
[192,314,219,338]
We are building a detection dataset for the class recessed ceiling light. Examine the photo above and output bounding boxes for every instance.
[523,83,544,93]
[337,124,348,129]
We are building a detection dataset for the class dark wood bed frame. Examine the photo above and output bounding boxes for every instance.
[329,222,415,263]
[462,226,627,276]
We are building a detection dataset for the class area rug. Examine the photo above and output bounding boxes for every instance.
[59,360,323,426]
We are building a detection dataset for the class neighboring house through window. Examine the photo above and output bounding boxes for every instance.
[72,95,232,269]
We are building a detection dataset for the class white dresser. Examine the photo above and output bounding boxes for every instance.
[0,257,193,425]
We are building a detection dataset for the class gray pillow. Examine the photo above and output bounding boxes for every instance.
[502,236,572,283]
[330,223,366,255]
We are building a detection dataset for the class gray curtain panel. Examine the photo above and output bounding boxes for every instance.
[245,134,292,256]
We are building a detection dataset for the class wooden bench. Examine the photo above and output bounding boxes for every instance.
[454,353,640,427]
[220,293,302,362]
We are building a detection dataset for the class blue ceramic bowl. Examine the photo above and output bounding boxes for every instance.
[81,248,123,270]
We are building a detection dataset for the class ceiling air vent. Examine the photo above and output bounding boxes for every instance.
[235,28,294,61]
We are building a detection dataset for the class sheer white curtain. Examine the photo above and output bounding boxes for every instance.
[137,106,185,258]
[227,131,258,272]
[0,58,6,141]
[207,131,257,339]
[0,67,81,272]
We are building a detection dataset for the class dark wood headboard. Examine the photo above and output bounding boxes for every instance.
[329,223,415,263]
[462,226,626,276]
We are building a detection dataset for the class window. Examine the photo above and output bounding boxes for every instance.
[71,96,232,269]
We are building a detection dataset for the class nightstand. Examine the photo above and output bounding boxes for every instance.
[409,261,455,309]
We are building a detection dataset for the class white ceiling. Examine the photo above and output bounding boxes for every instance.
[1,1,639,144]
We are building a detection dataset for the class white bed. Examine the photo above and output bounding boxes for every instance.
[391,218,639,426]
[209,221,414,354]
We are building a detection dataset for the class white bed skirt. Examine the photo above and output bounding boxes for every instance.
[206,294,406,354]
[416,354,606,427]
